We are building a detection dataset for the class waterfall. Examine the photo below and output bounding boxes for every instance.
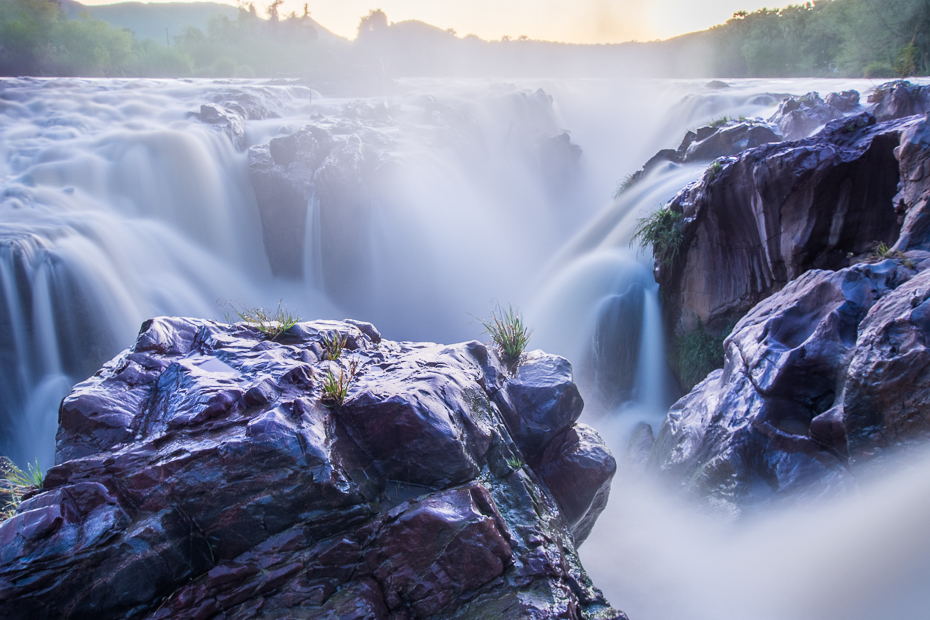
[2,73,924,619]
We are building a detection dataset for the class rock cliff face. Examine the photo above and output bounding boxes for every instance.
[659,112,914,337]
[645,83,930,513]
[0,318,622,619]
[649,258,930,514]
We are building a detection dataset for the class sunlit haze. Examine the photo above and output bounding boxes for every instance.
[75,0,786,43]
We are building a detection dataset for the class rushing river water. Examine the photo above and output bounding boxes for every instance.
[0,74,923,619]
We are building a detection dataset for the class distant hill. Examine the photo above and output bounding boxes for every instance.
[59,1,344,45]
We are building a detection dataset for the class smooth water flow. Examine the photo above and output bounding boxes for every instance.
[1,75,920,619]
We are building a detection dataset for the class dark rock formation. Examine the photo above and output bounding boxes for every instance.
[0,317,623,619]
[768,91,857,140]
[893,113,930,252]
[868,80,930,121]
[649,259,929,514]
[621,119,781,192]
[658,112,915,338]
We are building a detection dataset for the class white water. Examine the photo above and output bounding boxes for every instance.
[2,75,926,619]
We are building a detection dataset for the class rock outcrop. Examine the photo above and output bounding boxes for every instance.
[658,112,915,337]
[767,91,858,140]
[0,317,623,619]
[868,80,930,122]
[646,83,930,513]
[649,260,923,513]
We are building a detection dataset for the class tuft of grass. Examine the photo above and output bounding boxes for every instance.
[708,116,730,128]
[614,173,638,198]
[872,241,915,269]
[321,331,348,361]
[225,301,300,341]
[320,360,358,407]
[631,207,684,267]
[706,159,724,182]
[478,305,532,363]
[0,458,43,520]
[670,319,732,392]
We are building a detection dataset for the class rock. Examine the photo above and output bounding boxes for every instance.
[620,120,780,193]
[893,113,930,251]
[868,80,930,121]
[658,112,915,339]
[681,120,781,162]
[0,317,624,620]
[248,125,334,279]
[649,261,912,514]
[768,91,851,141]
[199,103,247,149]
[825,90,860,112]
[534,424,616,545]
[841,269,930,464]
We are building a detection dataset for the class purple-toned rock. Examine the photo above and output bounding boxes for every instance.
[0,318,623,619]
[535,424,616,544]
[842,269,930,463]
[499,351,585,458]
[658,112,914,338]
[893,113,930,251]
[649,262,913,514]
[768,91,848,140]
[868,80,930,121]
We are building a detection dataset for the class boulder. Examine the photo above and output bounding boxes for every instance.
[868,80,930,121]
[893,113,930,251]
[841,268,930,464]
[658,112,915,338]
[649,261,916,514]
[768,91,854,140]
[0,317,624,619]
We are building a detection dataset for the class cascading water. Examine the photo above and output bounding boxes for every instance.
[2,74,925,619]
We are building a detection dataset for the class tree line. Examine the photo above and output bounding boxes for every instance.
[697,0,930,77]
[0,0,927,78]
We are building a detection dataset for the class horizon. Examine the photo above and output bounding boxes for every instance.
[74,0,788,44]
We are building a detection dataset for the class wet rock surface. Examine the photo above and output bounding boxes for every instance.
[868,80,930,122]
[647,82,930,513]
[659,112,915,337]
[767,91,856,140]
[0,318,623,619]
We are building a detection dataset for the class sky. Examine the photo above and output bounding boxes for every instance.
[76,0,790,44]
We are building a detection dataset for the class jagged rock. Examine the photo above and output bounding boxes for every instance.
[868,80,930,121]
[659,112,915,338]
[825,90,860,112]
[534,424,616,545]
[768,91,853,141]
[0,317,623,620]
[893,113,930,251]
[199,103,247,149]
[621,120,780,192]
[841,267,930,464]
[679,120,780,162]
[248,125,334,278]
[649,261,916,514]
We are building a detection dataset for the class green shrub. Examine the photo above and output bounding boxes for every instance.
[631,207,684,267]
[671,319,732,392]
[863,61,896,79]
[478,305,531,363]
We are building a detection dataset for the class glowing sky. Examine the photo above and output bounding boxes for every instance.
[77,0,788,43]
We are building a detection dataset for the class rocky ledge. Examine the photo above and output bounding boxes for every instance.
[0,318,622,619]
